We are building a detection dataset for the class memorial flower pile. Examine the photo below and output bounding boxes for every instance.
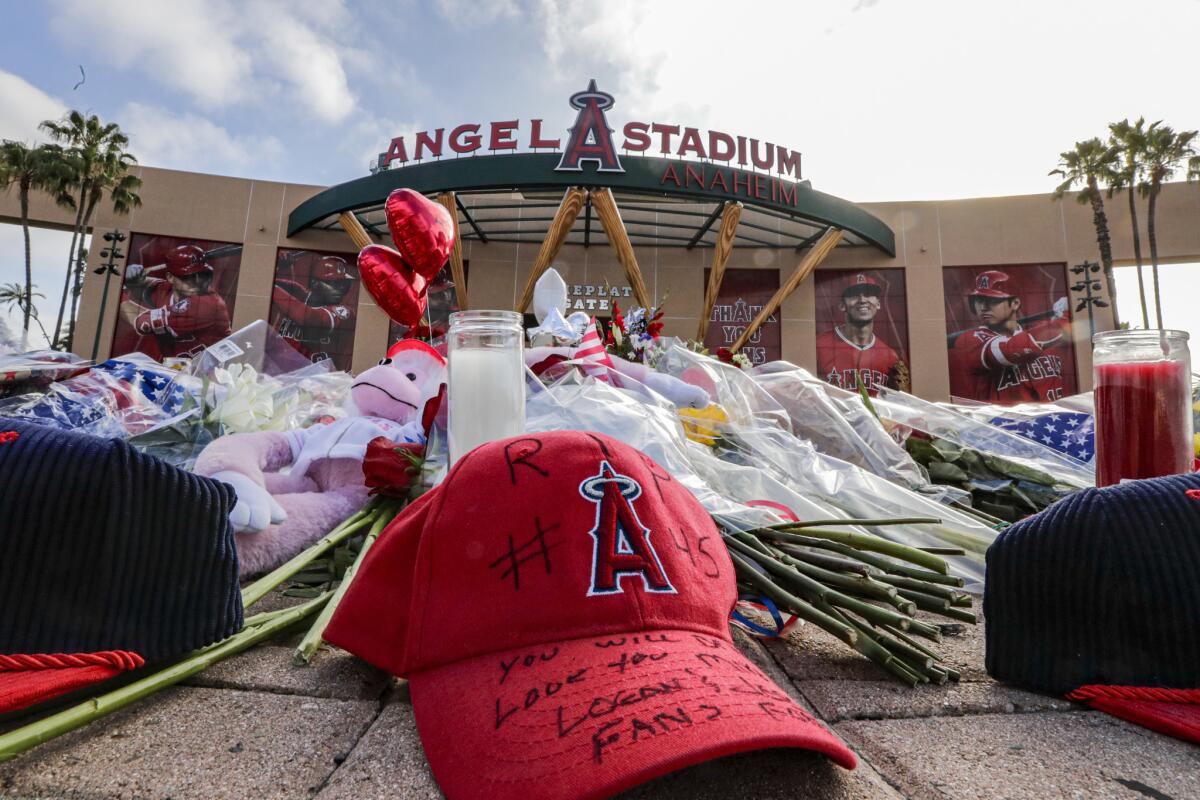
[604,300,665,362]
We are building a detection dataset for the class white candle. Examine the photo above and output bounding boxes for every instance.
[448,347,525,464]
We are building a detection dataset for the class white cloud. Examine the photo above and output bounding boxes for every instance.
[119,102,284,175]
[48,0,359,123]
[0,70,67,143]
[524,0,1200,202]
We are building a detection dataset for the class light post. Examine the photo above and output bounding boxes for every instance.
[1069,259,1109,339]
[90,230,126,362]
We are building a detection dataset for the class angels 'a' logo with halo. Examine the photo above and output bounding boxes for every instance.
[555,79,624,174]
[579,461,675,596]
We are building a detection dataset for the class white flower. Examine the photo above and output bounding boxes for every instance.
[205,364,295,433]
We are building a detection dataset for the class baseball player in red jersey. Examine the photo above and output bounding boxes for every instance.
[118,244,232,359]
[270,255,357,367]
[816,273,909,395]
[949,270,1071,403]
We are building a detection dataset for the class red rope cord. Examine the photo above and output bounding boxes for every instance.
[1068,684,1200,704]
[0,651,144,672]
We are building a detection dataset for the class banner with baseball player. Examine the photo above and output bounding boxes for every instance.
[388,262,466,344]
[269,249,360,371]
[814,269,911,395]
[702,268,781,366]
[111,235,243,361]
[942,263,1078,404]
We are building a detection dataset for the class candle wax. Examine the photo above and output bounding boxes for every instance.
[448,347,525,465]
[1094,359,1193,487]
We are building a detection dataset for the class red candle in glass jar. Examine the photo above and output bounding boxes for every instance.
[1093,330,1193,487]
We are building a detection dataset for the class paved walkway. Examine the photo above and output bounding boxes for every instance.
[2,597,1197,799]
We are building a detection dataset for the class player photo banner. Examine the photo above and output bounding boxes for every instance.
[270,249,360,372]
[111,234,242,362]
[388,261,468,344]
[942,263,1078,404]
[702,268,781,366]
[814,268,911,396]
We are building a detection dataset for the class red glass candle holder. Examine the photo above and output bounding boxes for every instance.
[1093,329,1193,487]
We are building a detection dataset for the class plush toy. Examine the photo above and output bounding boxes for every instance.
[195,340,447,575]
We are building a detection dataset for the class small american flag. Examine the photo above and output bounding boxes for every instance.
[988,411,1095,463]
[574,318,614,383]
[94,359,189,416]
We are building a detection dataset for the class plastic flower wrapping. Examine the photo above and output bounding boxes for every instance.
[0,323,354,468]
[527,341,1003,588]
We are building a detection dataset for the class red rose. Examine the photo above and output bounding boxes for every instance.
[716,347,734,364]
[362,436,425,497]
[647,321,664,337]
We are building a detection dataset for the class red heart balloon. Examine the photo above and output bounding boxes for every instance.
[358,244,428,326]
[384,188,454,281]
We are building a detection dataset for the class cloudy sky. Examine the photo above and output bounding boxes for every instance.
[2,0,1200,349]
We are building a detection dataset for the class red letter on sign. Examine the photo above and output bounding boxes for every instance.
[660,164,682,187]
[529,119,561,149]
[678,127,707,159]
[708,131,735,163]
[749,139,774,171]
[490,120,520,150]
[381,137,408,168]
[776,147,802,179]
[623,122,651,152]
[414,128,444,160]
[450,124,482,154]
[651,123,680,155]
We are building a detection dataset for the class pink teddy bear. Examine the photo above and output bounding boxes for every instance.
[195,340,447,575]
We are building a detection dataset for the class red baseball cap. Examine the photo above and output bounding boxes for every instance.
[842,272,881,296]
[325,431,856,799]
[164,244,211,277]
[969,270,1014,299]
[312,255,352,282]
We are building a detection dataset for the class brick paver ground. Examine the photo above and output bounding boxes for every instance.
[2,596,1196,799]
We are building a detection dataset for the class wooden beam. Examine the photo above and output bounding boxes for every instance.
[730,227,844,353]
[697,202,742,341]
[515,187,587,312]
[338,211,373,250]
[589,188,652,310]
[436,192,469,311]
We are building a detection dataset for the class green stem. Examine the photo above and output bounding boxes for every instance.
[241,498,380,608]
[727,550,857,646]
[773,544,871,576]
[755,529,958,583]
[0,592,332,763]
[726,537,913,631]
[768,526,949,574]
[293,499,400,666]
[768,517,942,529]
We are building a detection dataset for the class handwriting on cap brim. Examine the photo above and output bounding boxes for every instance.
[490,633,817,764]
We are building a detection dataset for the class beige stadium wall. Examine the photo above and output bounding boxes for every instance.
[5,166,1199,397]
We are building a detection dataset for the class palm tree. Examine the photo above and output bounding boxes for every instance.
[1108,118,1151,328]
[0,141,74,335]
[1141,124,1198,329]
[0,282,51,345]
[40,111,142,350]
[1050,138,1121,326]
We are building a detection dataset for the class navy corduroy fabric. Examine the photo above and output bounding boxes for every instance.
[0,418,242,662]
[984,472,1200,695]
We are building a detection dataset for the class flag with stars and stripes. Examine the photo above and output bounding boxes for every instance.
[92,359,189,416]
[988,411,1095,464]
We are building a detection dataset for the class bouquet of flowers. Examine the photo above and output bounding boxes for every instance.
[603,300,665,363]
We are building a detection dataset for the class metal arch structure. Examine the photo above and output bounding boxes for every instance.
[287,153,896,256]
